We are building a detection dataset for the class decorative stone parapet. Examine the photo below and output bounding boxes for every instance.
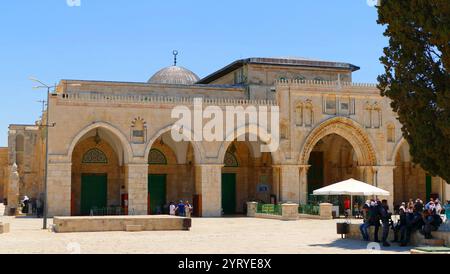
[58,93,277,107]
[319,203,333,220]
[246,202,257,217]
[281,203,299,221]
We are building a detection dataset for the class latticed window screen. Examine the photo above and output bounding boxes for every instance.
[82,148,108,164]
[148,149,167,165]
[224,152,239,167]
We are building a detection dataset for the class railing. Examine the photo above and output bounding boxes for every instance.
[276,79,378,88]
[59,93,278,106]
[298,204,320,216]
[256,203,282,216]
[89,206,125,216]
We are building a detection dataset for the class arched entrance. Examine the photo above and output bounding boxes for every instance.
[307,134,358,195]
[146,130,196,215]
[393,140,430,205]
[299,118,377,204]
[221,136,274,215]
[71,128,126,216]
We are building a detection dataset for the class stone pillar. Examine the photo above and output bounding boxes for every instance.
[357,166,375,185]
[278,165,300,203]
[195,164,222,217]
[282,203,299,221]
[357,166,366,182]
[443,179,450,202]
[47,162,72,217]
[377,166,395,210]
[319,203,333,220]
[299,165,310,205]
[6,164,19,216]
[126,164,148,215]
[272,166,280,202]
[246,201,257,217]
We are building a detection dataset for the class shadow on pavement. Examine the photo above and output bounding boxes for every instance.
[309,238,412,253]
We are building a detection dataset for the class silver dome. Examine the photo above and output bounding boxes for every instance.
[148,66,200,85]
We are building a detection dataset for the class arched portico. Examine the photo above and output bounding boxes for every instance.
[67,122,134,165]
[297,117,380,207]
[299,117,377,167]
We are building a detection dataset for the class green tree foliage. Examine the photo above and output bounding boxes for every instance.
[377,0,450,183]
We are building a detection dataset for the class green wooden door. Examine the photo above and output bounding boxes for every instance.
[308,152,324,198]
[222,173,236,215]
[426,175,432,201]
[148,174,167,215]
[81,174,107,215]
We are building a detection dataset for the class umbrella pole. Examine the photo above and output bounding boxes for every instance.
[350,195,353,218]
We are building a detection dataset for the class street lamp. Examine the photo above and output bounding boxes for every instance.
[29,77,56,230]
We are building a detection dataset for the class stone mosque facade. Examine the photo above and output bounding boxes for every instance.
[1,56,449,217]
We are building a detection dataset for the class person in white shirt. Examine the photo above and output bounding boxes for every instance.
[169,202,176,216]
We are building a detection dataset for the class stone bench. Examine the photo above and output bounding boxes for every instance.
[0,222,10,234]
[53,215,191,233]
[346,223,449,246]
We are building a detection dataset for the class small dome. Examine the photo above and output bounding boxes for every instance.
[148,66,200,85]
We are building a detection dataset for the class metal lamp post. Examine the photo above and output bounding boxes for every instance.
[30,77,56,230]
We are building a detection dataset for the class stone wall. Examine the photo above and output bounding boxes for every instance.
[0,148,8,201]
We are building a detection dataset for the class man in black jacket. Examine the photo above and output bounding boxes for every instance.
[368,199,381,242]
[379,200,392,247]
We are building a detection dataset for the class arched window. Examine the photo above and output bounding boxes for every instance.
[82,148,108,164]
[224,152,239,167]
[364,102,372,128]
[372,103,381,128]
[387,124,395,143]
[131,117,146,144]
[295,102,303,126]
[148,149,167,165]
[304,100,314,127]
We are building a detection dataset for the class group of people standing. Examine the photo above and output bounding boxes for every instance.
[169,200,193,217]
[360,198,445,247]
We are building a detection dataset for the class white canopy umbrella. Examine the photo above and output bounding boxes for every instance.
[312,178,390,217]
[313,178,390,196]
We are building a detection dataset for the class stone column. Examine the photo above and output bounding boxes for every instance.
[126,163,148,215]
[357,166,366,182]
[443,179,449,202]
[377,166,395,210]
[357,166,375,185]
[272,166,280,202]
[299,165,310,205]
[195,164,222,217]
[278,165,300,203]
[47,162,72,217]
[6,164,20,216]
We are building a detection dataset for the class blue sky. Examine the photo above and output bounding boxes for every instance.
[0,0,386,146]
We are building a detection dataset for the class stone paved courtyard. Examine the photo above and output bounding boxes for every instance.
[0,204,411,254]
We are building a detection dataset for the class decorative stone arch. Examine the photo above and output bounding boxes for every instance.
[67,122,134,165]
[217,124,281,165]
[299,117,378,166]
[389,138,409,164]
[144,124,204,165]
